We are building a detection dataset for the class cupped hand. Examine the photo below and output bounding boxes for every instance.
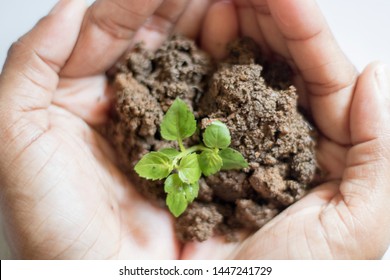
[188,0,390,259]
[0,0,211,259]
[1,0,390,260]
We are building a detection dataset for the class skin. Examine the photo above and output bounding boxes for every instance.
[0,0,390,259]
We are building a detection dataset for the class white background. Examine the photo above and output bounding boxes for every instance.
[0,0,390,259]
[2,260,390,279]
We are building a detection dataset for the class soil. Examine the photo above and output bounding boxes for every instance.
[106,36,318,242]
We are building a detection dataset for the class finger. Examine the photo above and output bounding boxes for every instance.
[350,62,390,144]
[233,0,268,53]
[340,62,390,257]
[201,0,239,60]
[61,0,164,77]
[249,0,288,57]
[267,0,358,144]
[129,0,190,51]
[174,0,211,40]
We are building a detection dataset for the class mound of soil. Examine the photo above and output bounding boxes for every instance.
[106,36,318,242]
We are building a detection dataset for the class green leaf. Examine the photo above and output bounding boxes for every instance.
[159,148,180,160]
[202,120,231,149]
[219,148,249,170]
[164,174,198,217]
[160,98,197,141]
[134,152,173,180]
[165,174,199,202]
[164,174,183,193]
[166,192,188,217]
[178,153,201,184]
[183,182,199,203]
[199,150,223,176]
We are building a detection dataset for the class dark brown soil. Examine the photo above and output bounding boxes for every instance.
[106,36,318,242]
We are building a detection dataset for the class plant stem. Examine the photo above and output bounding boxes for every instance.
[173,144,211,167]
[185,144,210,154]
[178,138,186,152]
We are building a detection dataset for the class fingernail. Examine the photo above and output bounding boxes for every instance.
[375,64,390,98]
[49,0,68,15]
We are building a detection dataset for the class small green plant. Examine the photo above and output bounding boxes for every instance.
[134,98,248,217]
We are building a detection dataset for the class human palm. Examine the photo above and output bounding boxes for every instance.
[1,0,389,259]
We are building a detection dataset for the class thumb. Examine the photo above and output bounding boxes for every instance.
[0,0,86,114]
[341,62,390,257]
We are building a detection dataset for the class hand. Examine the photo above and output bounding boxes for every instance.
[0,0,212,259]
[0,0,389,260]
[186,0,390,259]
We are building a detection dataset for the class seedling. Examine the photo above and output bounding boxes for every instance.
[134,98,248,217]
